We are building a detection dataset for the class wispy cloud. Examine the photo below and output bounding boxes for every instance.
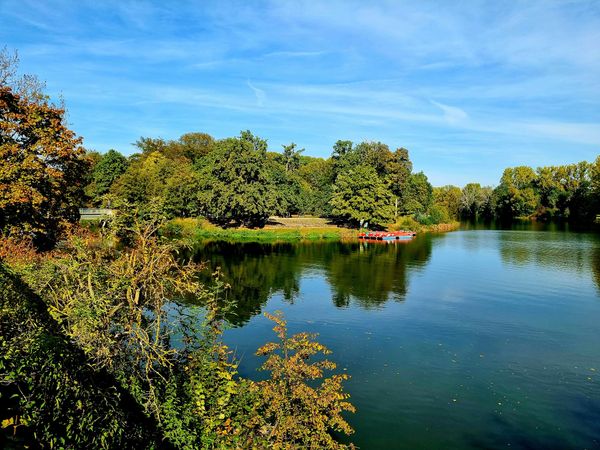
[430,100,468,124]
[1,0,599,186]
[246,80,266,107]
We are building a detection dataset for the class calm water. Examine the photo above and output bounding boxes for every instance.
[193,227,600,449]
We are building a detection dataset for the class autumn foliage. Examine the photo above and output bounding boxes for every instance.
[0,85,86,249]
[256,312,356,449]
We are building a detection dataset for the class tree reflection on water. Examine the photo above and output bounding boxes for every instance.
[190,237,433,326]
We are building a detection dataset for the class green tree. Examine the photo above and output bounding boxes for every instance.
[163,161,201,218]
[387,147,413,218]
[298,158,335,217]
[591,156,600,220]
[460,183,493,219]
[178,132,215,162]
[198,131,276,228]
[495,166,539,219]
[354,141,392,176]
[433,185,462,219]
[331,140,356,177]
[90,149,128,203]
[401,172,433,215]
[110,151,177,206]
[330,165,394,227]
[535,166,562,217]
[134,136,169,155]
[281,142,304,173]
[266,152,304,217]
[134,133,215,164]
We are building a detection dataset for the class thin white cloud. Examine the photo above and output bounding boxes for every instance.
[430,100,468,124]
[246,80,266,107]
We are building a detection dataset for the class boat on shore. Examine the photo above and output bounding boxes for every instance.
[358,230,416,241]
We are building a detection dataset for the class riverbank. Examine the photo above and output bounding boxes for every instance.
[162,217,460,244]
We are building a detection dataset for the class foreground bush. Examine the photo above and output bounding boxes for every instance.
[0,222,355,448]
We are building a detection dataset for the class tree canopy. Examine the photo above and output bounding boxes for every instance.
[197,131,277,228]
[0,85,86,248]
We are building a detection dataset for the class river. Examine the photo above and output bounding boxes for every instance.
[193,225,600,449]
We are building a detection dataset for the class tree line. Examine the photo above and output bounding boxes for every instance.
[434,161,600,223]
[82,131,438,229]
[2,46,600,251]
[83,131,600,229]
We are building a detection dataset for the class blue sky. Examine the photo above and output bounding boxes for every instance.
[1,0,599,186]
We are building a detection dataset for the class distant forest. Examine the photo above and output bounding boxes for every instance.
[83,130,600,228]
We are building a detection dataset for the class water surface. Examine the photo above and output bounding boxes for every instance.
[194,228,600,449]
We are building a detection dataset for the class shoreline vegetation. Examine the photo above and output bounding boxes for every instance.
[0,223,357,449]
[161,217,461,244]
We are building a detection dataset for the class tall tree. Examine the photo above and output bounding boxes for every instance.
[433,185,462,220]
[298,158,335,217]
[91,149,128,201]
[330,165,394,227]
[198,132,276,227]
[495,166,539,219]
[460,183,493,219]
[178,132,214,162]
[163,161,201,218]
[401,172,433,215]
[281,142,304,173]
[0,85,86,248]
[110,151,176,206]
[354,141,392,176]
[387,147,413,217]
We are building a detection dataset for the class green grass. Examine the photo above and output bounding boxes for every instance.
[161,218,354,243]
[161,216,458,244]
[193,227,349,243]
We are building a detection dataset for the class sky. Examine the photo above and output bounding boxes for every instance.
[1,0,600,186]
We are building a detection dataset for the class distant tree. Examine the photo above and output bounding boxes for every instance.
[331,140,356,177]
[330,165,394,227]
[354,141,392,176]
[134,133,215,164]
[134,137,169,155]
[495,166,539,219]
[591,156,600,195]
[110,151,176,206]
[281,142,304,173]
[535,166,562,217]
[178,132,214,162]
[240,129,268,152]
[163,162,201,218]
[0,85,86,249]
[332,140,353,160]
[198,131,276,227]
[433,185,462,219]
[401,172,433,215]
[557,162,592,220]
[298,158,335,217]
[460,183,493,219]
[91,149,128,202]
[387,147,413,217]
[266,152,307,216]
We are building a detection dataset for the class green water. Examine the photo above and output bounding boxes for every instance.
[194,227,600,449]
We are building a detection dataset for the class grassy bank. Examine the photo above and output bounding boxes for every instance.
[389,216,461,234]
[162,217,459,244]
